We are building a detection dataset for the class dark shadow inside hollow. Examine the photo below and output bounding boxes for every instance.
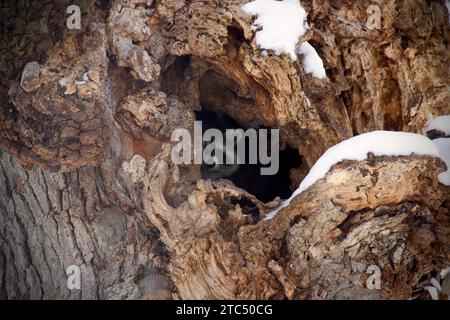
[196,109,302,203]
[160,54,303,202]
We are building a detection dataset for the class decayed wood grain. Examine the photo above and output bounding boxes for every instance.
[142,148,449,299]
[0,0,449,299]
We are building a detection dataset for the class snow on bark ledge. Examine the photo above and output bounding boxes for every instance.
[433,138,450,186]
[427,115,450,136]
[265,131,441,220]
[241,0,308,61]
[298,41,327,79]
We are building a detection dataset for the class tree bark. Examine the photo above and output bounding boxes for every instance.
[0,0,449,299]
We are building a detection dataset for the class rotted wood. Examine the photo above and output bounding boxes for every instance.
[0,0,449,299]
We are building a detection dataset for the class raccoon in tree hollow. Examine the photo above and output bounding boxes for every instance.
[198,110,241,180]
[196,109,302,203]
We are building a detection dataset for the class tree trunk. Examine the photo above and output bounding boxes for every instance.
[0,0,449,299]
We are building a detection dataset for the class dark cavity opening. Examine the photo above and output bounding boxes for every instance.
[196,109,302,203]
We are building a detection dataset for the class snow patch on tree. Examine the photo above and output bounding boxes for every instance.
[298,41,327,79]
[266,131,440,220]
[242,0,308,61]
[433,138,450,186]
[427,115,450,136]
[425,266,450,300]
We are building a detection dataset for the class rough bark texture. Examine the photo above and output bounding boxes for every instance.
[0,0,449,299]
